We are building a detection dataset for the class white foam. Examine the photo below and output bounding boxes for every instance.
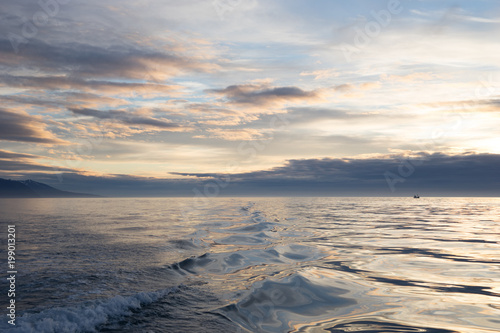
[3,287,178,333]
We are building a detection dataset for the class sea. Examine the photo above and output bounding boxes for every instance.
[0,197,499,333]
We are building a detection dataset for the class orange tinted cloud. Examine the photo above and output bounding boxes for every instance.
[208,83,323,108]
[195,128,265,141]
[381,72,444,82]
[0,108,68,145]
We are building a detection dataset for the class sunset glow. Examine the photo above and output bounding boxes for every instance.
[1,0,499,196]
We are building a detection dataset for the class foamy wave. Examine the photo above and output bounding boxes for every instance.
[3,287,178,333]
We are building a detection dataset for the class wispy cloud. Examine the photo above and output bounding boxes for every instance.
[0,38,218,80]
[170,152,500,195]
[1,0,500,193]
[0,149,77,176]
[208,83,321,107]
[195,128,265,141]
[0,108,67,144]
[69,108,188,130]
[0,75,182,97]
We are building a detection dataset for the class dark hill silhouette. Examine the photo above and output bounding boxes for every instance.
[0,178,100,198]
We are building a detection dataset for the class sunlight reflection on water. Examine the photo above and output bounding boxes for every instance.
[0,197,499,332]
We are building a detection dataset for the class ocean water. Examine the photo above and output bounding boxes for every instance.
[0,197,499,333]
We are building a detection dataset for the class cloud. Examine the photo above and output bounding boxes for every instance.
[0,149,39,160]
[171,152,500,196]
[413,7,500,25]
[8,172,203,197]
[284,107,374,124]
[300,69,339,80]
[0,149,77,174]
[418,98,500,114]
[0,75,182,97]
[195,128,265,141]
[381,72,443,82]
[0,108,68,144]
[0,159,72,173]
[0,92,132,113]
[0,0,499,186]
[332,83,353,92]
[208,83,320,107]
[314,134,372,145]
[69,108,188,130]
[171,102,260,126]
[359,82,381,90]
[3,152,499,197]
[0,38,218,81]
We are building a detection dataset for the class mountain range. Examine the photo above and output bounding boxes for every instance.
[0,178,100,198]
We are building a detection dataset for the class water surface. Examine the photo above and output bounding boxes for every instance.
[0,197,499,332]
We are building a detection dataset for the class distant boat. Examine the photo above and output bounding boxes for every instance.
[413,195,420,198]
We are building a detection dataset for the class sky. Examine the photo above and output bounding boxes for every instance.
[0,0,499,196]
